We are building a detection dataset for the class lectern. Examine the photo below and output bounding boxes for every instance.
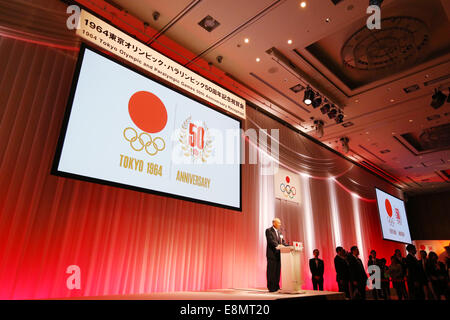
[277,243,304,294]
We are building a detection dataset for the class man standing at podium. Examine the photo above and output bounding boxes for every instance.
[265,218,286,292]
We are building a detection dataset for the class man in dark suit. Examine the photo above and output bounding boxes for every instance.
[265,218,286,292]
[347,246,368,299]
[334,246,350,298]
[368,249,382,299]
[405,244,425,300]
[309,249,324,290]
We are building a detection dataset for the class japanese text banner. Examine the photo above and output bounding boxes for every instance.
[76,10,246,119]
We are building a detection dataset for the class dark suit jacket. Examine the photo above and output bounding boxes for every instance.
[418,259,428,283]
[309,258,324,278]
[265,227,285,260]
[347,254,368,283]
[334,255,350,281]
[406,254,422,283]
[368,257,381,268]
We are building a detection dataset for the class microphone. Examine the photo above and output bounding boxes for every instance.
[280,227,288,245]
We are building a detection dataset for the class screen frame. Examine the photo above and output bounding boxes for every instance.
[374,187,412,244]
[52,43,243,212]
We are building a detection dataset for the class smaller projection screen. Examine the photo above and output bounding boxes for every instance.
[53,45,241,211]
[375,188,412,244]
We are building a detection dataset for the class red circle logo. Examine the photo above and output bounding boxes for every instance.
[286,176,290,183]
[128,91,168,133]
[385,199,393,217]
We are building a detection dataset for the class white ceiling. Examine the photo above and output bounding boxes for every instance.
[109,0,450,195]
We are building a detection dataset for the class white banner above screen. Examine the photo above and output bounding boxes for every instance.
[274,168,300,204]
[76,9,246,119]
[53,46,241,211]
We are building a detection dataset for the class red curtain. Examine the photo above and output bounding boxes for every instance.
[0,0,407,299]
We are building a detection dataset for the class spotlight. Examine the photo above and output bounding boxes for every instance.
[312,96,322,108]
[431,89,446,109]
[320,103,331,114]
[314,120,324,138]
[303,87,314,105]
[340,137,350,154]
[335,111,344,124]
[327,106,338,119]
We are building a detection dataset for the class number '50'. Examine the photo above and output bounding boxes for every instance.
[189,123,205,150]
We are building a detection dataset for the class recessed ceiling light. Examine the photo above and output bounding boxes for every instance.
[256,57,260,62]
[342,121,354,128]
[365,131,369,134]
[290,84,305,93]
[287,39,293,45]
[390,99,395,102]
[325,18,330,23]
[409,119,413,122]
[300,2,307,8]
[244,38,249,43]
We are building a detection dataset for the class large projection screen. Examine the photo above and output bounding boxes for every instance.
[53,45,241,211]
[375,188,412,244]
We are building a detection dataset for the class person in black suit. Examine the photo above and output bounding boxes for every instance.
[309,249,324,290]
[368,249,383,299]
[265,218,286,292]
[418,250,431,299]
[334,246,350,298]
[394,249,409,299]
[405,244,425,300]
[347,246,368,299]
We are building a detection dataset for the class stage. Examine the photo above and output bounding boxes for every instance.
[60,288,345,300]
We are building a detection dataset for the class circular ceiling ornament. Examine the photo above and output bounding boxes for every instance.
[341,16,429,71]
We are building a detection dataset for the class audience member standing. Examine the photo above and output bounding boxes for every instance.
[390,256,405,300]
[368,249,382,299]
[380,258,390,299]
[348,246,368,300]
[426,251,448,300]
[334,247,350,299]
[309,249,324,291]
[419,250,431,299]
[438,244,450,265]
[406,244,425,300]
[394,249,409,299]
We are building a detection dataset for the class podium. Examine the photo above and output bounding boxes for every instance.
[278,244,304,294]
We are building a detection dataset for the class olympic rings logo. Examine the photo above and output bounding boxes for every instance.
[123,127,166,156]
[280,183,296,199]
